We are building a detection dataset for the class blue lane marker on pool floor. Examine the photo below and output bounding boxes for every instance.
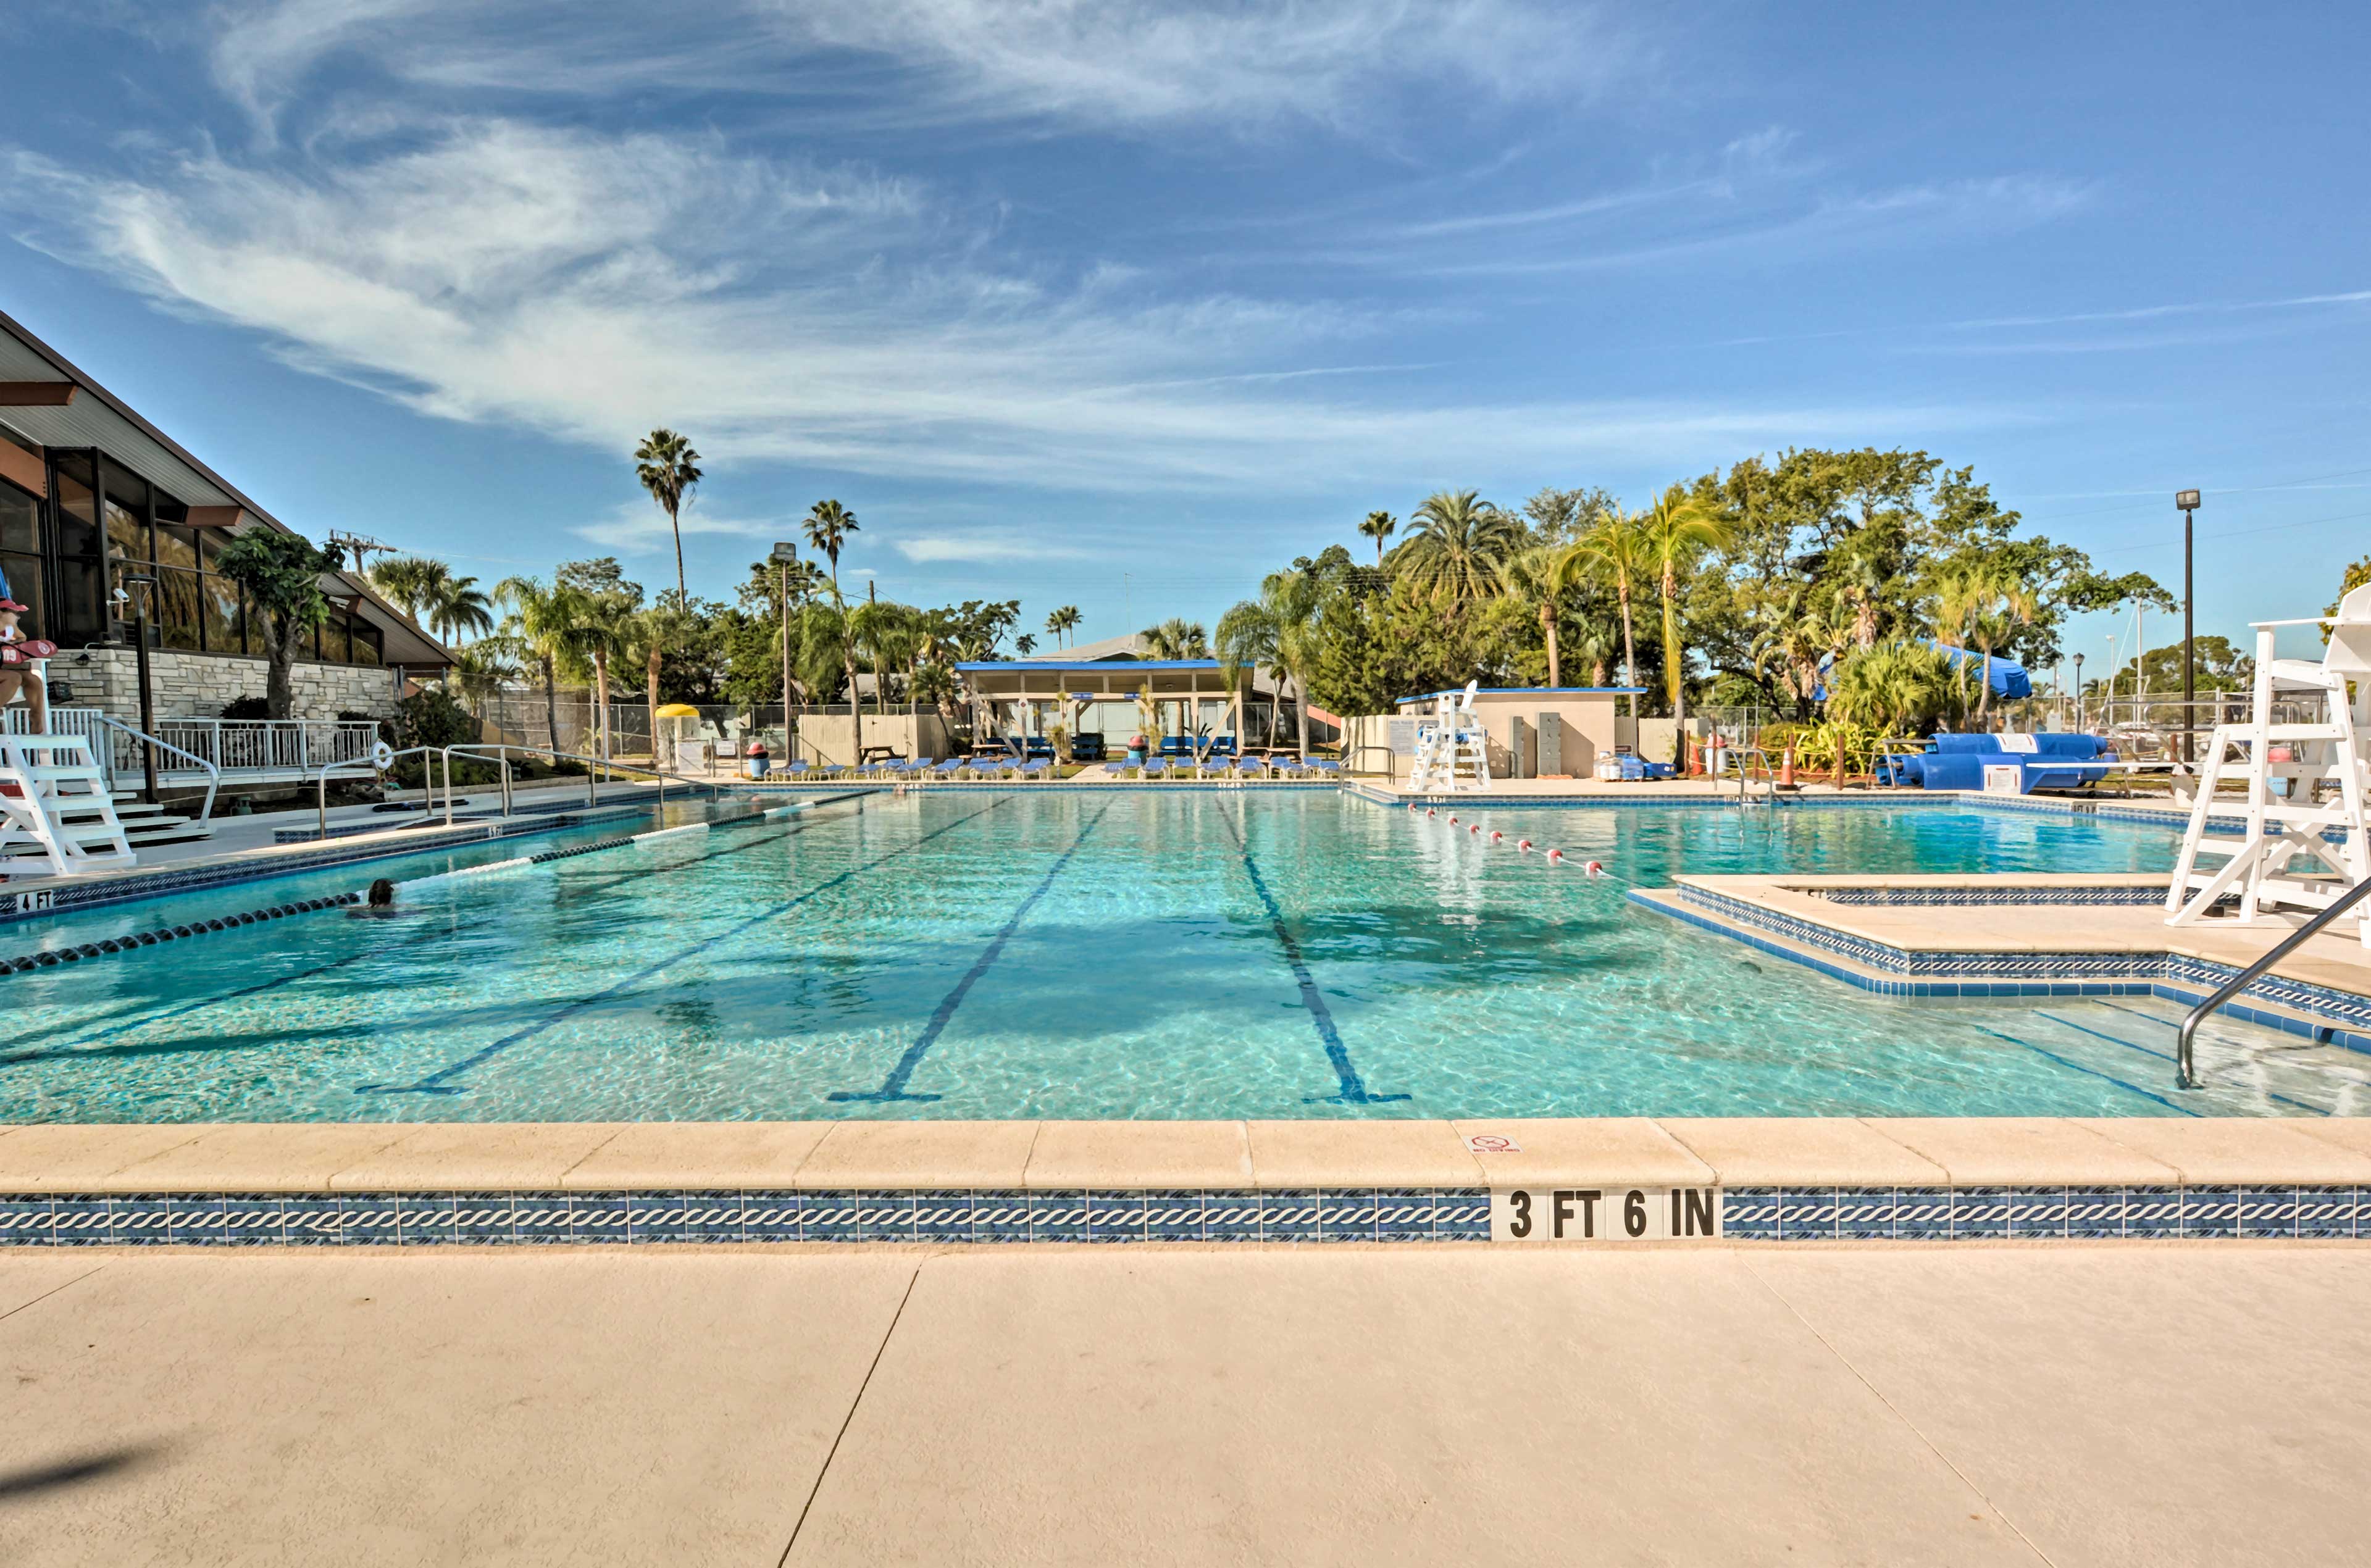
[357,799,1009,1097]
[830,803,1111,1104]
[10,805,864,1067]
[1219,811,1406,1106]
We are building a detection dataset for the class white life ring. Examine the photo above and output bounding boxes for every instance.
[371,739,396,771]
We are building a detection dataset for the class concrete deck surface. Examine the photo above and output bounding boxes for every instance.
[2,1246,2365,1566]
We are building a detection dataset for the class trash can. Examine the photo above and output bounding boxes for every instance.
[743,740,771,780]
[1129,732,1148,764]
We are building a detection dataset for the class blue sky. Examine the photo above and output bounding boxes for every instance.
[2,1,2365,669]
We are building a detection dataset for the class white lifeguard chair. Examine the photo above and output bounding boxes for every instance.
[0,731,137,879]
[2165,584,2371,945]
[1409,680,1493,793]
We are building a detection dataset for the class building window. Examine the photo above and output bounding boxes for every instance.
[47,451,104,644]
[0,477,44,640]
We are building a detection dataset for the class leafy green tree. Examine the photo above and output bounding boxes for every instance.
[213,529,349,719]
[1357,510,1397,567]
[634,429,702,604]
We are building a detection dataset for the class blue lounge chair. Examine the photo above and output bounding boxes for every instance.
[1014,758,1051,780]
[929,758,966,780]
[1140,757,1169,780]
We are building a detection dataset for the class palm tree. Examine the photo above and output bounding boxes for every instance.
[422,574,493,645]
[803,499,862,753]
[1551,511,1651,690]
[369,557,448,622]
[1495,546,1568,688]
[1638,489,1735,747]
[633,430,703,604]
[562,593,635,764]
[495,575,590,758]
[634,601,700,761]
[1015,633,1038,656]
[1358,510,1397,568]
[445,638,520,719]
[1395,490,1520,604]
[1045,605,1081,648]
[1139,618,1209,659]
[1216,567,1324,758]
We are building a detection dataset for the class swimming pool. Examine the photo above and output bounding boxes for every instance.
[3,791,2364,1122]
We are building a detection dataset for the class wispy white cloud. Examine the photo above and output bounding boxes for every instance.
[4,114,2025,494]
[204,0,1639,140]
[569,498,785,555]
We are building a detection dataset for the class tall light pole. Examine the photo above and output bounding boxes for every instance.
[771,541,799,759]
[2073,652,2085,733]
[2176,489,2201,765]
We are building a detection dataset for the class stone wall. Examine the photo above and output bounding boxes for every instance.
[46,648,401,722]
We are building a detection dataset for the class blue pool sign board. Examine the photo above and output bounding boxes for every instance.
[1492,1187,1723,1242]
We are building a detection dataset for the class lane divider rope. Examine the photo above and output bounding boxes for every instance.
[2,893,364,974]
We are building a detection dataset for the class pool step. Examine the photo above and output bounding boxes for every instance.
[107,793,214,847]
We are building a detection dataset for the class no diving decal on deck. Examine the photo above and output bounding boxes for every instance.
[1491,1187,1721,1242]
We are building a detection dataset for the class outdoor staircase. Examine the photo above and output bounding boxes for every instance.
[109,791,214,849]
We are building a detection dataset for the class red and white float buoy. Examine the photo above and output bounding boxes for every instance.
[1517,839,1533,853]
[1426,807,1437,818]
[1584,860,1605,878]
[1544,848,1565,865]
[1489,830,1503,843]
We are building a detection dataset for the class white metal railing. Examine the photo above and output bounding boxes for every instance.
[0,710,378,788]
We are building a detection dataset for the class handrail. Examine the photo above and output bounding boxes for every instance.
[2177,875,2371,1088]
[90,715,222,824]
[306,744,449,840]
[1345,742,1398,782]
[443,743,730,816]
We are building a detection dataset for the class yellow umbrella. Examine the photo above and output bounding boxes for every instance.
[654,703,701,718]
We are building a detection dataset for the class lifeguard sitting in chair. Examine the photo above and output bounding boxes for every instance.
[0,595,56,732]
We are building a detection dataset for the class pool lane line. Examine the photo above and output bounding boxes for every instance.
[3,800,872,1064]
[828,802,1111,1104]
[0,893,365,978]
[1971,1024,2199,1115]
[356,797,1014,1097]
[1219,808,1406,1106]
[2037,1006,2337,1115]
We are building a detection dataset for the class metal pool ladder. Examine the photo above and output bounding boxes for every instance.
[1727,746,1778,811]
[2176,875,2371,1088]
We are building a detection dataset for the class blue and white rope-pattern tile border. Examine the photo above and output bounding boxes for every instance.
[0,1188,1494,1246]
[1720,1185,2361,1240]
[0,1184,2356,1245]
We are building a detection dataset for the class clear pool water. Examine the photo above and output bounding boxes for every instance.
[3,791,2365,1122]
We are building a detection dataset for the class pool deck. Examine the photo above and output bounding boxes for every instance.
[5,1245,2369,1564]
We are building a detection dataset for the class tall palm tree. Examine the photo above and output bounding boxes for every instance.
[422,574,493,645]
[562,593,635,764]
[1495,546,1568,688]
[1045,604,1081,648]
[1358,510,1397,568]
[1638,490,1736,746]
[634,428,703,604]
[495,575,590,758]
[634,601,700,761]
[1551,511,1651,690]
[803,499,862,752]
[1395,490,1520,604]
[1216,567,1324,758]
